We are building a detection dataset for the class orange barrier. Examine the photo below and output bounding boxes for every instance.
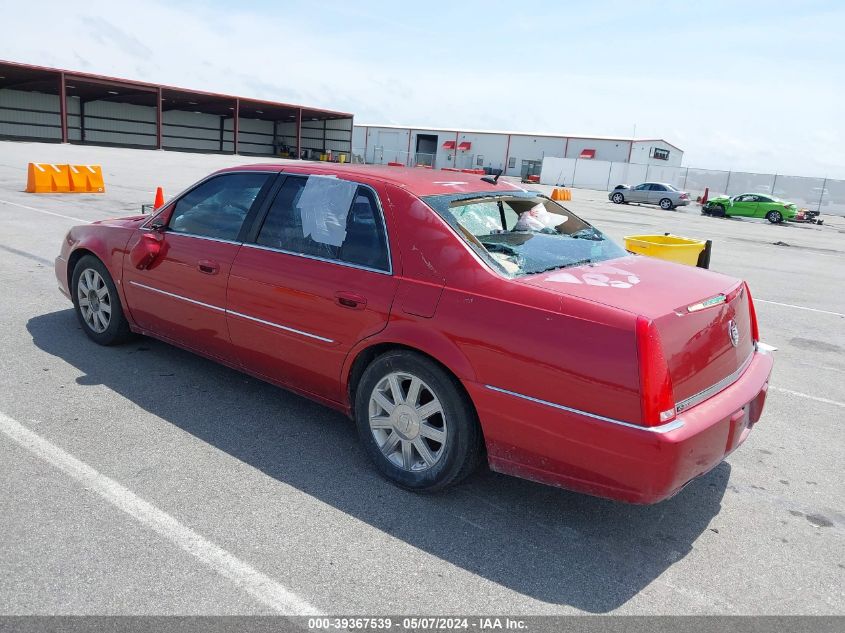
[387,161,404,167]
[440,167,460,172]
[68,164,105,193]
[551,188,572,202]
[26,163,70,193]
[26,163,105,193]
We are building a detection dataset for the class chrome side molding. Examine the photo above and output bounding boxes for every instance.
[127,280,334,344]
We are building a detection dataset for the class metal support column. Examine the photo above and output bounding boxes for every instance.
[156,87,163,149]
[233,98,240,155]
[296,108,302,159]
[59,72,68,143]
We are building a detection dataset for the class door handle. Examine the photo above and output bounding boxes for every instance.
[197,260,219,275]
[335,291,367,310]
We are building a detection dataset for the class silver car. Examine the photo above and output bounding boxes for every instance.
[608,182,691,210]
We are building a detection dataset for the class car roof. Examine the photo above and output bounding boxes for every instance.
[215,163,529,197]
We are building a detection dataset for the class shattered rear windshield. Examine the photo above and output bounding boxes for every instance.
[423,192,627,277]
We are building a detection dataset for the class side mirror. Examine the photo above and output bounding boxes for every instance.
[129,232,165,270]
[150,219,167,233]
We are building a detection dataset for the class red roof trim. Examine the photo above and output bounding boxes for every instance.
[442,140,456,149]
[457,141,472,151]
[579,149,596,159]
[0,59,353,118]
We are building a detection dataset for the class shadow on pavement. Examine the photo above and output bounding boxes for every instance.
[29,309,729,613]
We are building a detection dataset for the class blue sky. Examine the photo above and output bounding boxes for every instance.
[3,0,843,178]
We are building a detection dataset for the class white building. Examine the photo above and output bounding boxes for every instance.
[352,124,683,177]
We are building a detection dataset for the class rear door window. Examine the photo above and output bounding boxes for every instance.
[255,176,390,272]
[169,172,271,241]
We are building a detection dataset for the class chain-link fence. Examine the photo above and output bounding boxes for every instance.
[350,148,844,215]
[540,157,844,215]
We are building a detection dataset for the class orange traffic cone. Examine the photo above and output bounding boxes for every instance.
[700,187,709,205]
[153,186,165,210]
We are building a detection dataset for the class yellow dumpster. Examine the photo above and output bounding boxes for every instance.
[624,234,712,268]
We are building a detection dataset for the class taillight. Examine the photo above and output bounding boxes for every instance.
[744,282,760,342]
[680,193,689,199]
[636,316,676,427]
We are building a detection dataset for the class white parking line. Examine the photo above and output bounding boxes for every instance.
[770,387,845,408]
[0,411,322,615]
[756,299,845,318]
[0,198,90,224]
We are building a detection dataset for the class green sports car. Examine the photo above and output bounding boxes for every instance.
[703,193,797,223]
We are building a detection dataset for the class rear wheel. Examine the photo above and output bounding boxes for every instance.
[71,255,132,345]
[355,350,482,492]
[766,210,783,224]
[611,192,624,204]
[659,198,674,210]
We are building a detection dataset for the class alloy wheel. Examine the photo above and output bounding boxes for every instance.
[77,268,112,333]
[368,371,447,472]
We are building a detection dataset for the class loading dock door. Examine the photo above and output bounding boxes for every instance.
[415,134,437,167]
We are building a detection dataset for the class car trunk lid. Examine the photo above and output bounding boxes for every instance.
[519,255,756,410]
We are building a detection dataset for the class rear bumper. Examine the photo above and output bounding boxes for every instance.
[468,348,774,504]
[676,199,691,206]
[55,255,70,300]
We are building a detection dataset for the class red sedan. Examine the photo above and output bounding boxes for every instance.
[55,164,774,503]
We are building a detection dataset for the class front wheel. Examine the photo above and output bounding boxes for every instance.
[611,192,624,204]
[72,255,132,345]
[355,351,483,492]
[659,198,674,210]
[766,210,783,224]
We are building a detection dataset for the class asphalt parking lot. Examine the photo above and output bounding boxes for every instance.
[0,141,843,616]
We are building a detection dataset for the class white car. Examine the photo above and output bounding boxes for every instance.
[609,183,691,210]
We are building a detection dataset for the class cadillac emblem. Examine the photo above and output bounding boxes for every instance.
[728,320,740,347]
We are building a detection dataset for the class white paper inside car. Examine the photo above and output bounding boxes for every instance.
[298,176,357,247]
[514,203,566,231]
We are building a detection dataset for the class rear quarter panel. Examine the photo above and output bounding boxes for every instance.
[348,185,643,427]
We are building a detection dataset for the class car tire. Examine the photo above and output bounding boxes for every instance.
[659,198,674,210]
[766,210,783,224]
[611,192,624,204]
[355,350,483,492]
[71,254,133,345]
[713,204,726,217]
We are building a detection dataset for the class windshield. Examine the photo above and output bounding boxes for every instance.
[423,192,627,277]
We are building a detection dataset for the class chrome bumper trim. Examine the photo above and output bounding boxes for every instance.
[484,385,685,434]
[675,351,755,414]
